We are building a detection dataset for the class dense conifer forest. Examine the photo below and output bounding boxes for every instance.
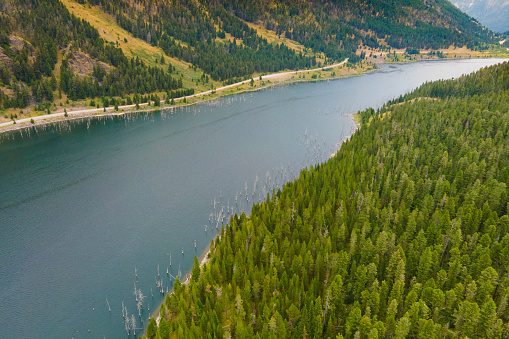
[208,0,497,59]
[147,61,509,338]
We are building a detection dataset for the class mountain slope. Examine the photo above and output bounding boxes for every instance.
[203,0,499,55]
[453,0,509,33]
[88,0,318,82]
[0,0,505,118]
[90,0,500,67]
[0,0,190,111]
[59,0,219,92]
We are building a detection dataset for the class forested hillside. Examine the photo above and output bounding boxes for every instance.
[209,0,498,58]
[150,61,509,338]
[0,0,189,110]
[0,0,504,113]
[87,0,500,73]
[87,0,317,82]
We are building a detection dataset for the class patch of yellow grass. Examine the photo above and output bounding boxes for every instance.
[213,23,244,45]
[352,113,362,127]
[60,0,221,92]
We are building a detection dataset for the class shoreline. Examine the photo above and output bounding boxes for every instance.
[148,71,368,331]
[147,56,508,328]
[150,233,219,328]
[0,59,352,135]
[4,55,505,337]
[3,55,506,137]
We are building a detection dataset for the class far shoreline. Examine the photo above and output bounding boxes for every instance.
[2,56,507,138]
[0,59,354,136]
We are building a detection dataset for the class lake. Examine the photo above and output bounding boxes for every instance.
[0,58,505,338]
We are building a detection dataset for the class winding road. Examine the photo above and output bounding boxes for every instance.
[0,58,348,130]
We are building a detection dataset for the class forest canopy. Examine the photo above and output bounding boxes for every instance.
[149,61,509,338]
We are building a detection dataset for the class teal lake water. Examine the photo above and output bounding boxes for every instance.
[0,59,505,338]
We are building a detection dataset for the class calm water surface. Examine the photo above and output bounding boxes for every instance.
[0,59,505,338]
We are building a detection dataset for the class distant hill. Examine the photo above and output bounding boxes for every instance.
[453,0,509,33]
[207,0,498,52]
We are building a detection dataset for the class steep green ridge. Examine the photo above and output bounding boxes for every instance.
[151,61,509,338]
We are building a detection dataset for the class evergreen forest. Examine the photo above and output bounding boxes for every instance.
[148,61,509,338]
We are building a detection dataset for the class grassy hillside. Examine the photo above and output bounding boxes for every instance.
[244,21,325,62]
[0,0,195,119]
[151,61,509,338]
